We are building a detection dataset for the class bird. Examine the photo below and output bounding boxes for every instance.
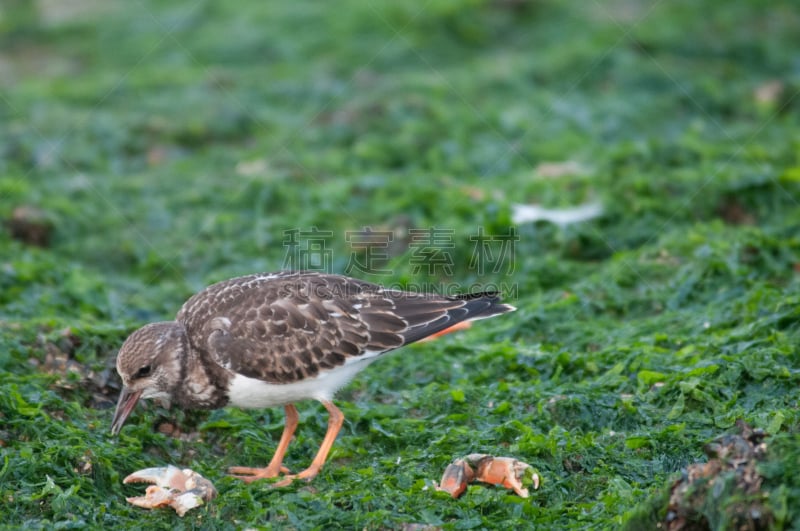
[111,271,515,486]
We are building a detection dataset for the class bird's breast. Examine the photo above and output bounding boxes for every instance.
[226,357,377,409]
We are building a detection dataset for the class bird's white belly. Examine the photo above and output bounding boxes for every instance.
[226,357,377,409]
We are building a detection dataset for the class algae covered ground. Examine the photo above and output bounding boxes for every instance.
[1,1,800,529]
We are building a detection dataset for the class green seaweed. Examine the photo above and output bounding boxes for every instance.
[1,0,799,528]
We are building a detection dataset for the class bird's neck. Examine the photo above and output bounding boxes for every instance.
[177,343,231,410]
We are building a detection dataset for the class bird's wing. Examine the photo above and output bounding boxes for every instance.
[177,271,513,384]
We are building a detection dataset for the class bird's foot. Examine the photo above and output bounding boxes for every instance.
[270,464,322,488]
[228,464,290,483]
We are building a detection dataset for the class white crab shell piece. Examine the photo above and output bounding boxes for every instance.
[123,465,217,517]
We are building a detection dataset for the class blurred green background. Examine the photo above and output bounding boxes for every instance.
[1,0,799,529]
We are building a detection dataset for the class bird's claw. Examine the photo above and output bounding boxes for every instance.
[270,476,297,488]
[269,473,310,488]
[435,454,540,498]
[270,462,324,488]
[227,465,290,483]
[124,465,217,517]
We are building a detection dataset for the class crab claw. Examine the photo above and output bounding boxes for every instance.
[465,454,539,498]
[436,454,541,499]
[435,459,476,498]
[123,465,217,517]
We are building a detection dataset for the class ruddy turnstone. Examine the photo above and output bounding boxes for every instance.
[111,271,515,486]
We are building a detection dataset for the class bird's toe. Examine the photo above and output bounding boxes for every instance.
[228,465,289,482]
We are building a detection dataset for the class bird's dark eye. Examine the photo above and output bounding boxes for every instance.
[135,365,152,379]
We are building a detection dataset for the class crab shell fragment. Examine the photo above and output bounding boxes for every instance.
[436,454,540,499]
[123,465,217,517]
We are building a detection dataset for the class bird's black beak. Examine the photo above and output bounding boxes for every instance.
[111,387,142,435]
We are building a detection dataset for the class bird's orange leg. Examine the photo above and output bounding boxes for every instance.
[272,400,343,488]
[229,404,298,483]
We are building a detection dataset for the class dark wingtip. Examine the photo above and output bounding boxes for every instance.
[451,290,501,302]
[452,292,516,317]
[471,301,516,320]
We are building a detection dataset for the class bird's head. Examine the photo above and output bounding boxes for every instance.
[110,321,187,435]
